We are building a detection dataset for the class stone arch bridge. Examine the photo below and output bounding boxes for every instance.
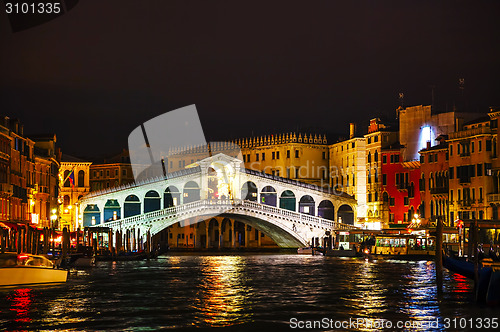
[80,154,357,248]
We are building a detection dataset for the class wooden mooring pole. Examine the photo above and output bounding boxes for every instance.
[435,217,443,293]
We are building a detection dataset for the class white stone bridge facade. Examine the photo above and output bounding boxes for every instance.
[80,154,357,248]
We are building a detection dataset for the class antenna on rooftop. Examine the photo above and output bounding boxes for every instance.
[398,92,404,108]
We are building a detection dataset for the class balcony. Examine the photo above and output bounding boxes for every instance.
[430,187,448,195]
[487,193,500,204]
[397,182,409,190]
[448,126,492,139]
[458,199,473,208]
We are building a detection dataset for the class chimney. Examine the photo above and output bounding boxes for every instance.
[426,141,431,149]
[349,123,356,139]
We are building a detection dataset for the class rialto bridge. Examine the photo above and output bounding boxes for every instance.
[80,154,357,249]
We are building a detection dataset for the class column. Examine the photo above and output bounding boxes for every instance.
[257,229,261,247]
[217,219,222,248]
[245,224,250,247]
[205,222,210,248]
[231,220,235,248]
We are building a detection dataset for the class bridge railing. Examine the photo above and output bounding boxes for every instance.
[96,199,357,232]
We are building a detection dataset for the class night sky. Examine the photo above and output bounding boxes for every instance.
[1,0,500,158]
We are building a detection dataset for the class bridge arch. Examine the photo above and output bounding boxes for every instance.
[104,199,120,221]
[279,190,296,211]
[241,181,258,201]
[299,195,315,216]
[144,190,161,213]
[318,200,334,220]
[183,181,200,203]
[338,204,354,225]
[124,194,141,218]
[164,186,180,208]
[260,185,277,207]
[83,204,100,227]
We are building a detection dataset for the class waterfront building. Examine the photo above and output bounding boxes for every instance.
[487,108,500,218]
[89,149,134,191]
[31,134,60,228]
[381,145,421,228]
[448,115,495,221]
[418,137,450,226]
[363,118,399,229]
[59,155,92,231]
[0,123,11,222]
[329,123,368,227]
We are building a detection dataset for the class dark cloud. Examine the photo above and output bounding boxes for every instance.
[1,0,500,157]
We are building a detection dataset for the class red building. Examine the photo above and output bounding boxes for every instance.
[418,137,450,226]
[381,145,421,228]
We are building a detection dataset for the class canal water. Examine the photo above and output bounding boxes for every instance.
[0,254,497,331]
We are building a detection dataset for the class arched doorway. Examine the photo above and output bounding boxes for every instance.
[318,200,334,220]
[104,199,120,221]
[144,190,161,213]
[279,190,296,211]
[183,181,200,203]
[260,186,277,206]
[164,186,180,208]
[241,181,258,201]
[83,205,100,227]
[124,195,141,218]
[338,204,354,225]
[299,195,315,215]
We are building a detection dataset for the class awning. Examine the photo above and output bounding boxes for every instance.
[0,221,20,230]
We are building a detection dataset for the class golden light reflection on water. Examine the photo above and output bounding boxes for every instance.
[194,256,252,327]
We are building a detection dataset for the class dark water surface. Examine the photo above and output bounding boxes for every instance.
[0,254,497,331]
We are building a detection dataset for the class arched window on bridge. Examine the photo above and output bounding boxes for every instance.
[260,186,277,207]
[299,195,315,216]
[241,181,258,201]
[318,200,334,220]
[144,190,161,213]
[124,194,141,218]
[83,204,100,227]
[183,181,200,203]
[279,190,296,211]
[164,186,180,208]
[104,199,120,221]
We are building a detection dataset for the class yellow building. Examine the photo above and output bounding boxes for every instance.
[329,123,368,226]
[448,116,494,221]
[167,133,331,188]
[364,118,399,228]
[59,156,92,231]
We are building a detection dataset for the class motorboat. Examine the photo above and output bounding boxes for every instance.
[297,247,323,255]
[362,234,436,260]
[0,252,68,286]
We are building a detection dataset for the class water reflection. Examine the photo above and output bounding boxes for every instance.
[194,256,252,327]
[9,288,32,324]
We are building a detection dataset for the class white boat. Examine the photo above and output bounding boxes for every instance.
[0,252,68,286]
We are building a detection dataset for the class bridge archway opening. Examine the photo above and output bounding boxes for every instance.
[299,195,315,216]
[144,190,161,213]
[104,199,120,221]
[279,190,296,211]
[241,181,258,201]
[124,194,141,218]
[208,161,234,199]
[83,204,100,227]
[164,186,180,208]
[318,200,334,220]
[183,181,200,203]
[260,186,277,207]
[208,167,218,199]
[338,204,354,225]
